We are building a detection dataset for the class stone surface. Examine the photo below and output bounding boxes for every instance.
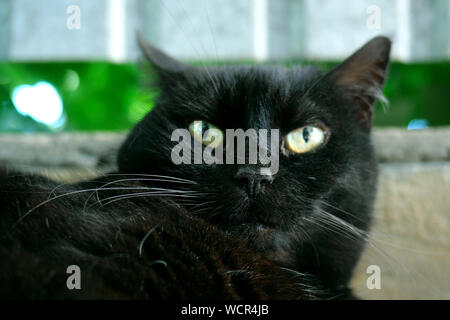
[352,162,450,299]
[0,132,123,169]
[372,127,450,163]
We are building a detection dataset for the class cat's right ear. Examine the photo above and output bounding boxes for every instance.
[324,36,391,128]
[137,33,196,85]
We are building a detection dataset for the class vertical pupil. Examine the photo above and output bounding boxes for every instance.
[201,122,209,135]
[302,127,311,143]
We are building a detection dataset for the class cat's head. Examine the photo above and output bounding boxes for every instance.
[118,36,390,272]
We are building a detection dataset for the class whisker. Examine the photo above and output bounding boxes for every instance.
[99,191,206,207]
[312,209,404,277]
[84,176,198,209]
[103,173,198,184]
[12,184,205,229]
[139,225,159,257]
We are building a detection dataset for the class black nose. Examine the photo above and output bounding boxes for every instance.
[234,167,273,200]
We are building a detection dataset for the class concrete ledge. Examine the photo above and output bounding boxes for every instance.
[352,161,450,299]
[0,128,449,172]
[0,128,449,299]
[372,128,450,163]
[0,132,123,169]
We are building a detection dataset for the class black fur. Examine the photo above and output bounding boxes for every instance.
[0,36,391,299]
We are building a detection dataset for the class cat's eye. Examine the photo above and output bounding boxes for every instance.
[284,126,326,154]
[188,121,224,148]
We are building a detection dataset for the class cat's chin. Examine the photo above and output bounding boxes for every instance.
[225,223,296,266]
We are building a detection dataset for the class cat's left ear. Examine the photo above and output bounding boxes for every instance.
[325,36,391,127]
[137,33,197,85]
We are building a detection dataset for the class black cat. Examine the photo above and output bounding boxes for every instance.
[0,35,391,299]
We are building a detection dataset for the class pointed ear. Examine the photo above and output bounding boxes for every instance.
[137,32,196,85]
[326,36,391,127]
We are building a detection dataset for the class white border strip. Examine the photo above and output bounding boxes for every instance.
[396,0,411,62]
[107,0,126,62]
[253,0,268,61]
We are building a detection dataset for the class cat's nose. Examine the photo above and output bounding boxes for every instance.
[234,167,273,200]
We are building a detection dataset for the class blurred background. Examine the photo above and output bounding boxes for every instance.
[0,0,449,300]
[0,0,449,132]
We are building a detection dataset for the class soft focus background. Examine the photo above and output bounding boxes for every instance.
[1,0,450,131]
[0,0,449,299]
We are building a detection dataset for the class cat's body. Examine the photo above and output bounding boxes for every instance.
[0,171,313,299]
[0,36,391,299]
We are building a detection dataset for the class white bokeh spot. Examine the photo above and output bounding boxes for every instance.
[12,81,64,127]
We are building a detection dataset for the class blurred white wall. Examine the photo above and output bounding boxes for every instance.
[0,0,449,62]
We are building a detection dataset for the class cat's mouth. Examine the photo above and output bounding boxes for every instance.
[237,198,289,229]
[225,223,296,266]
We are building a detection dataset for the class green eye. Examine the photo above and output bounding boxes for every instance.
[188,120,224,148]
[285,126,326,154]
